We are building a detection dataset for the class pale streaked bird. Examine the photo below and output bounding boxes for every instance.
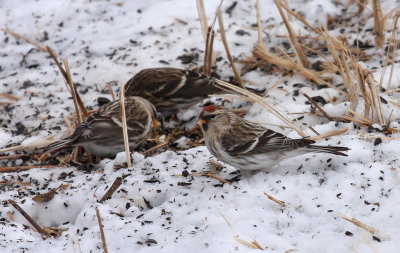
[42,96,157,158]
[124,67,263,116]
[198,105,349,171]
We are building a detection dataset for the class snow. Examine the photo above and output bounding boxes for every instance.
[1,0,400,252]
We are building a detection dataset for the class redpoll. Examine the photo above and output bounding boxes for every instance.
[198,105,349,171]
[124,67,263,115]
[43,96,157,158]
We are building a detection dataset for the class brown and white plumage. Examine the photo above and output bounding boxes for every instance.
[124,67,262,116]
[198,105,349,171]
[43,96,157,158]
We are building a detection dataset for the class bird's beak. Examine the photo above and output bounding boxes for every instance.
[197,118,206,125]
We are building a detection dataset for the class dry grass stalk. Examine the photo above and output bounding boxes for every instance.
[251,240,264,250]
[252,45,296,69]
[352,64,371,120]
[64,59,83,124]
[360,132,400,140]
[63,58,87,162]
[196,0,217,74]
[46,47,89,118]
[8,200,47,237]
[216,8,244,87]
[201,172,232,184]
[279,1,320,34]
[107,83,116,101]
[141,142,168,155]
[0,27,47,51]
[96,208,109,253]
[0,93,19,101]
[386,14,399,90]
[32,184,65,203]
[302,93,332,121]
[366,73,385,125]
[119,83,131,167]
[308,127,349,141]
[264,74,292,95]
[208,159,223,172]
[256,0,264,47]
[7,211,15,222]
[357,0,367,13]
[372,0,385,48]
[344,115,371,126]
[284,0,292,21]
[217,209,232,227]
[264,192,286,207]
[0,164,63,173]
[176,171,232,184]
[233,237,264,250]
[0,154,24,161]
[378,14,399,91]
[253,45,343,94]
[277,46,345,94]
[273,0,309,68]
[308,126,320,136]
[63,115,74,135]
[203,26,215,76]
[347,109,374,125]
[353,65,385,125]
[209,93,256,103]
[339,213,376,235]
[196,0,209,42]
[276,34,321,40]
[42,226,68,238]
[320,27,358,109]
[214,79,307,137]
[99,177,123,203]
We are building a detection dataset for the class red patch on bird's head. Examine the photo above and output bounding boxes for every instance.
[201,105,216,113]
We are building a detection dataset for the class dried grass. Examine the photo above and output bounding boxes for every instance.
[216,8,244,87]
[233,237,264,250]
[273,0,309,68]
[0,27,47,51]
[339,213,377,235]
[308,127,349,141]
[372,0,385,48]
[385,14,399,90]
[96,208,109,253]
[214,79,308,138]
[119,83,131,167]
[264,192,286,207]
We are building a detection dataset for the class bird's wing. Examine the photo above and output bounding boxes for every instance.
[222,120,314,156]
[134,68,218,98]
[73,100,149,145]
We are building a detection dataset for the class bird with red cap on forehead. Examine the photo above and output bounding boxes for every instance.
[198,105,349,171]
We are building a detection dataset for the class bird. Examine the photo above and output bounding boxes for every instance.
[124,67,263,116]
[42,96,157,158]
[198,105,349,171]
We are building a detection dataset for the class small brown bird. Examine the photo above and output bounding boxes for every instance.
[43,96,157,158]
[198,105,349,171]
[124,67,262,116]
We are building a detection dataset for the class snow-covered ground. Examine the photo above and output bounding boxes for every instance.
[1,0,400,252]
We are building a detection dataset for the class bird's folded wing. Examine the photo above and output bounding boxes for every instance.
[223,124,314,155]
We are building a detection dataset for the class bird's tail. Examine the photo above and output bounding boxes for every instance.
[41,139,73,156]
[307,145,350,156]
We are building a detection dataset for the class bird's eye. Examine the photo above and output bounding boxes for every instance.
[203,114,216,121]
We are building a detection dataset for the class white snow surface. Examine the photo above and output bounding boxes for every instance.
[1,0,400,252]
